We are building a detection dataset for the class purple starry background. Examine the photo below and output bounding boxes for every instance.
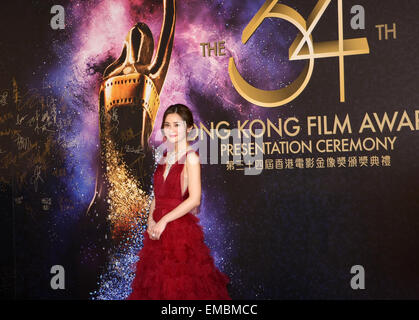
[38,0,303,299]
[1,0,419,299]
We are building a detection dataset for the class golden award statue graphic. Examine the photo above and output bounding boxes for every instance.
[86,0,176,242]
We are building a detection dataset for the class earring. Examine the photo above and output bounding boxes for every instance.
[187,129,194,141]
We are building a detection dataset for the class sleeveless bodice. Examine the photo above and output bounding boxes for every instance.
[152,149,197,221]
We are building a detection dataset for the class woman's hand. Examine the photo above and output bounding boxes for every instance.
[150,219,168,240]
[147,219,156,239]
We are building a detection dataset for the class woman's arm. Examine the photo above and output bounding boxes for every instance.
[162,151,201,223]
[147,196,157,238]
[151,151,201,239]
[147,196,156,224]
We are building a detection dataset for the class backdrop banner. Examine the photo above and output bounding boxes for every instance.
[0,0,418,300]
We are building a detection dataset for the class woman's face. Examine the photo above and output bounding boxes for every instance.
[163,113,191,145]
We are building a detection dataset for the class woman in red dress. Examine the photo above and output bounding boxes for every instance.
[127,104,231,300]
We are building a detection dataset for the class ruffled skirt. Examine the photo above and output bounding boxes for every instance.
[127,208,231,300]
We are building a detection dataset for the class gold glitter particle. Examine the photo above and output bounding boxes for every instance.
[102,137,151,240]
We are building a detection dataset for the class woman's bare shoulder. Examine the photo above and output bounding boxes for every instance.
[155,149,166,165]
[185,149,200,165]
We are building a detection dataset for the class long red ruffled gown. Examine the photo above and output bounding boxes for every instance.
[127,149,231,300]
